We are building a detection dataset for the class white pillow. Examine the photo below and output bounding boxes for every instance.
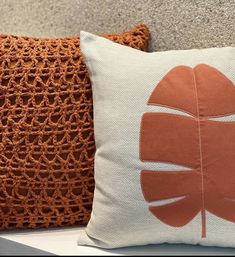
[79,31,235,249]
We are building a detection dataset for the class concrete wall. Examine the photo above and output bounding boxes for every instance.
[0,0,234,51]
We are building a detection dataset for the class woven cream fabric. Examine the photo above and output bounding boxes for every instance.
[79,31,235,249]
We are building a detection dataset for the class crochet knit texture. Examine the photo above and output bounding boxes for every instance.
[0,24,149,230]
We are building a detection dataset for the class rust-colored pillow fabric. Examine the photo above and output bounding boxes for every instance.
[0,24,150,230]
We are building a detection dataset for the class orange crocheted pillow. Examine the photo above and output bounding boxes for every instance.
[0,24,150,230]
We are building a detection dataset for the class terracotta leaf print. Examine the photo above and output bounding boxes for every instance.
[140,64,235,238]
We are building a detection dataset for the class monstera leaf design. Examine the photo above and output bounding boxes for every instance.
[140,64,235,238]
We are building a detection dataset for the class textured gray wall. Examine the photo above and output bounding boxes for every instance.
[0,0,234,51]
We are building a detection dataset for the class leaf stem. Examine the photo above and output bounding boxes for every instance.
[192,69,206,239]
[201,208,206,238]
